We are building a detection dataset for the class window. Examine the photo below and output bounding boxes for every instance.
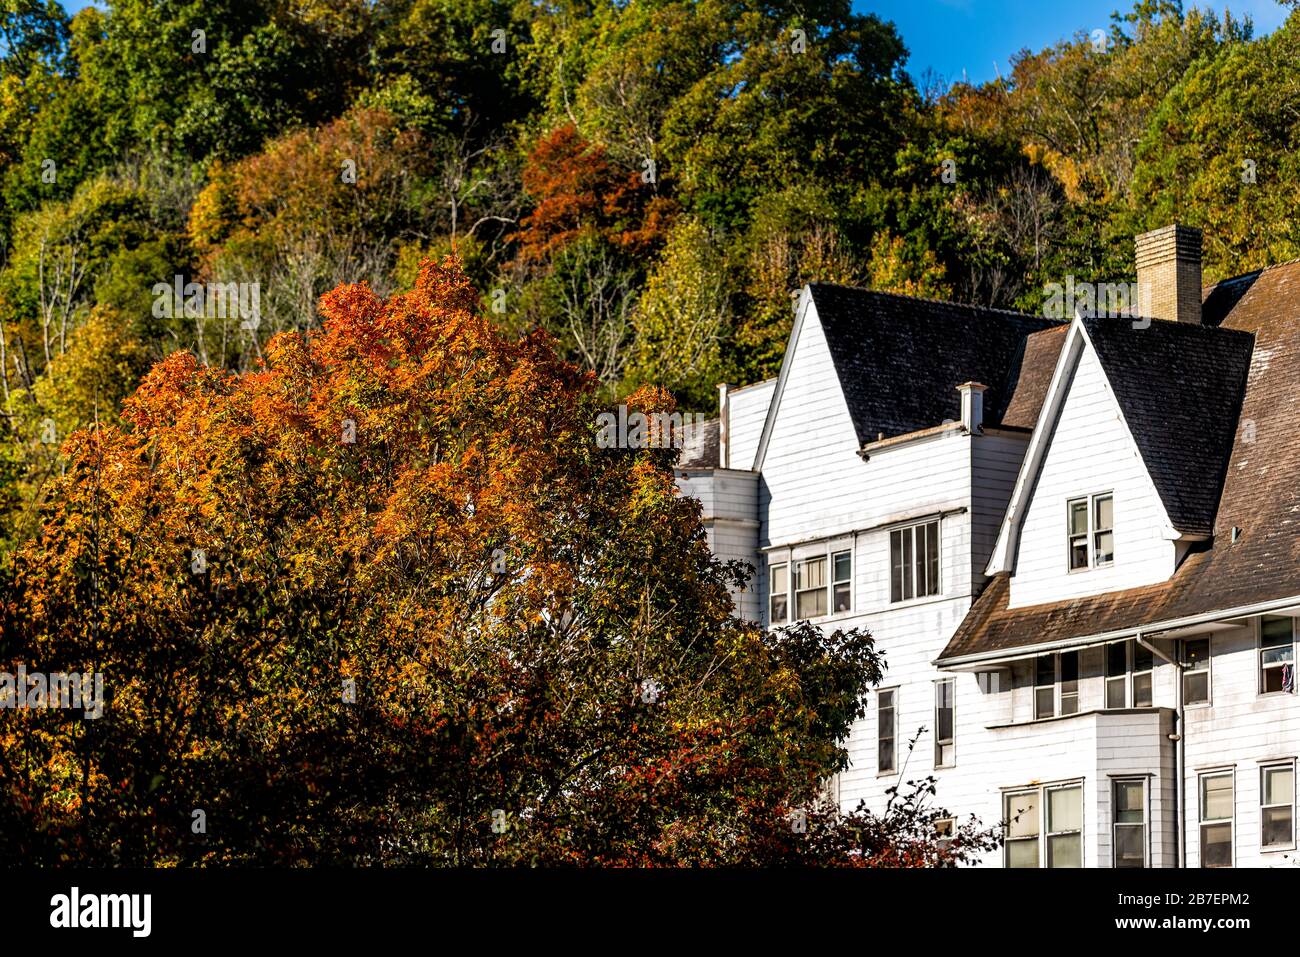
[1183,638,1211,706]
[832,550,852,613]
[1261,762,1295,850]
[934,818,955,848]
[1199,771,1234,867]
[1005,790,1040,868]
[878,689,897,774]
[934,679,955,768]
[1106,641,1128,708]
[1260,616,1295,695]
[1134,642,1154,707]
[1034,655,1055,719]
[795,556,827,620]
[1046,785,1083,867]
[1068,492,1114,570]
[769,563,788,625]
[890,520,940,602]
[1034,652,1078,718]
[1005,783,1083,868]
[1105,640,1154,709]
[1113,779,1147,868]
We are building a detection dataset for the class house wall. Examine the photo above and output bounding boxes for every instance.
[676,468,762,622]
[1009,343,1176,609]
[727,378,775,471]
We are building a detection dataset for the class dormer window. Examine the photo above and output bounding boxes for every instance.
[1067,493,1114,571]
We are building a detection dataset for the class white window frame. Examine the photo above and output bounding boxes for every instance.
[1067,491,1114,571]
[1260,760,1295,852]
[768,561,789,626]
[1182,637,1212,708]
[1258,616,1295,697]
[794,554,828,620]
[831,549,852,614]
[1004,780,1084,868]
[889,519,940,603]
[1198,769,1234,868]
[934,677,955,769]
[877,687,898,775]
[1034,651,1080,719]
[1112,777,1148,868]
[1104,639,1155,709]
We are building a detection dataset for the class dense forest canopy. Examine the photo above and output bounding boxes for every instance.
[0,0,1288,558]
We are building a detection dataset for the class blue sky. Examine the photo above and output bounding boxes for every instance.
[61,0,1291,88]
[858,0,1291,85]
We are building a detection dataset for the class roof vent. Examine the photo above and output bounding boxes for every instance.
[957,382,987,434]
[1231,526,1242,543]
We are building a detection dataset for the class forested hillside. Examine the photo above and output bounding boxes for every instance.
[0,0,1291,559]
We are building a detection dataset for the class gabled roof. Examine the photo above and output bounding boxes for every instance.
[808,284,1062,444]
[941,261,1300,665]
[1080,316,1253,537]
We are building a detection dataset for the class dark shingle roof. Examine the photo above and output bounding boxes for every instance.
[676,417,719,469]
[1001,325,1069,430]
[808,284,1062,444]
[1081,316,1254,537]
[940,262,1300,663]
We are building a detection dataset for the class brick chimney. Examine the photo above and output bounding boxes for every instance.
[1135,224,1202,324]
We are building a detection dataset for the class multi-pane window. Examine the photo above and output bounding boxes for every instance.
[1105,640,1155,709]
[1005,784,1082,868]
[832,550,852,613]
[1199,771,1234,868]
[1046,785,1083,867]
[769,563,788,625]
[1183,638,1211,705]
[890,520,940,603]
[1004,790,1040,868]
[1068,492,1114,570]
[1260,616,1295,695]
[1261,762,1295,850]
[878,689,897,774]
[1034,652,1079,719]
[1113,779,1147,868]
[934,678,955,768]
[795,556,827,620]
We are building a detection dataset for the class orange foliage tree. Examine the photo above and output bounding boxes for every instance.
[1,259,995,865]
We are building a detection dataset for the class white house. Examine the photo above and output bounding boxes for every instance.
[677,224,1300,867]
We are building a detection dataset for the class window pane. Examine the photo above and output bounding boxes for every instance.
[1261,616,1293,647]
[1201,824,1232,867]
[1107,676,1127,709]
[1185,671,1209,704]
[1134,672,1153,707]
[833,583,851,614]
[1107,642,1127,677]
[936,681,954,740]
[1048,786,1082,832]
[1134,642,1153,671]
[1036,655,1055,687]
[1070,537,1089,570]
[1263,807,1293,847]
[1115,825,1145,867]
[1184,639,1210,667]
[1264,766,1293,806]
[796,557,825,591]
[925,521,940,596]
[1115,781,1144,823]
[1095,494,1113,530]
[890,531,903,603]
[1201,774,1233,821]
[833,551,851,583]
[1069,499,1088,535]
[1006,793,1039,839]
[770,594,788,624]
[901,528,913,600]
[1060,692,1079,715]
[770,563,787,594]
[1264,667,1286,694]
[1007,839,1039,868]
[1094,530,1114,564]
[1048,833,1082,868]
[1035,686,1055,719]
[1262,646,1294,667]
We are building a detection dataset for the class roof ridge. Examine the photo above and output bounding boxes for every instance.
[1204,257,1300,292]
[808,281,1063,323]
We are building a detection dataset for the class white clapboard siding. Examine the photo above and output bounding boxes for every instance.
[727,378,776,471]
[970,431,1030,587]
[1009,341,1175,608]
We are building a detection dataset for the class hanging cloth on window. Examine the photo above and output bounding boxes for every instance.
[1283,663,1295,694]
